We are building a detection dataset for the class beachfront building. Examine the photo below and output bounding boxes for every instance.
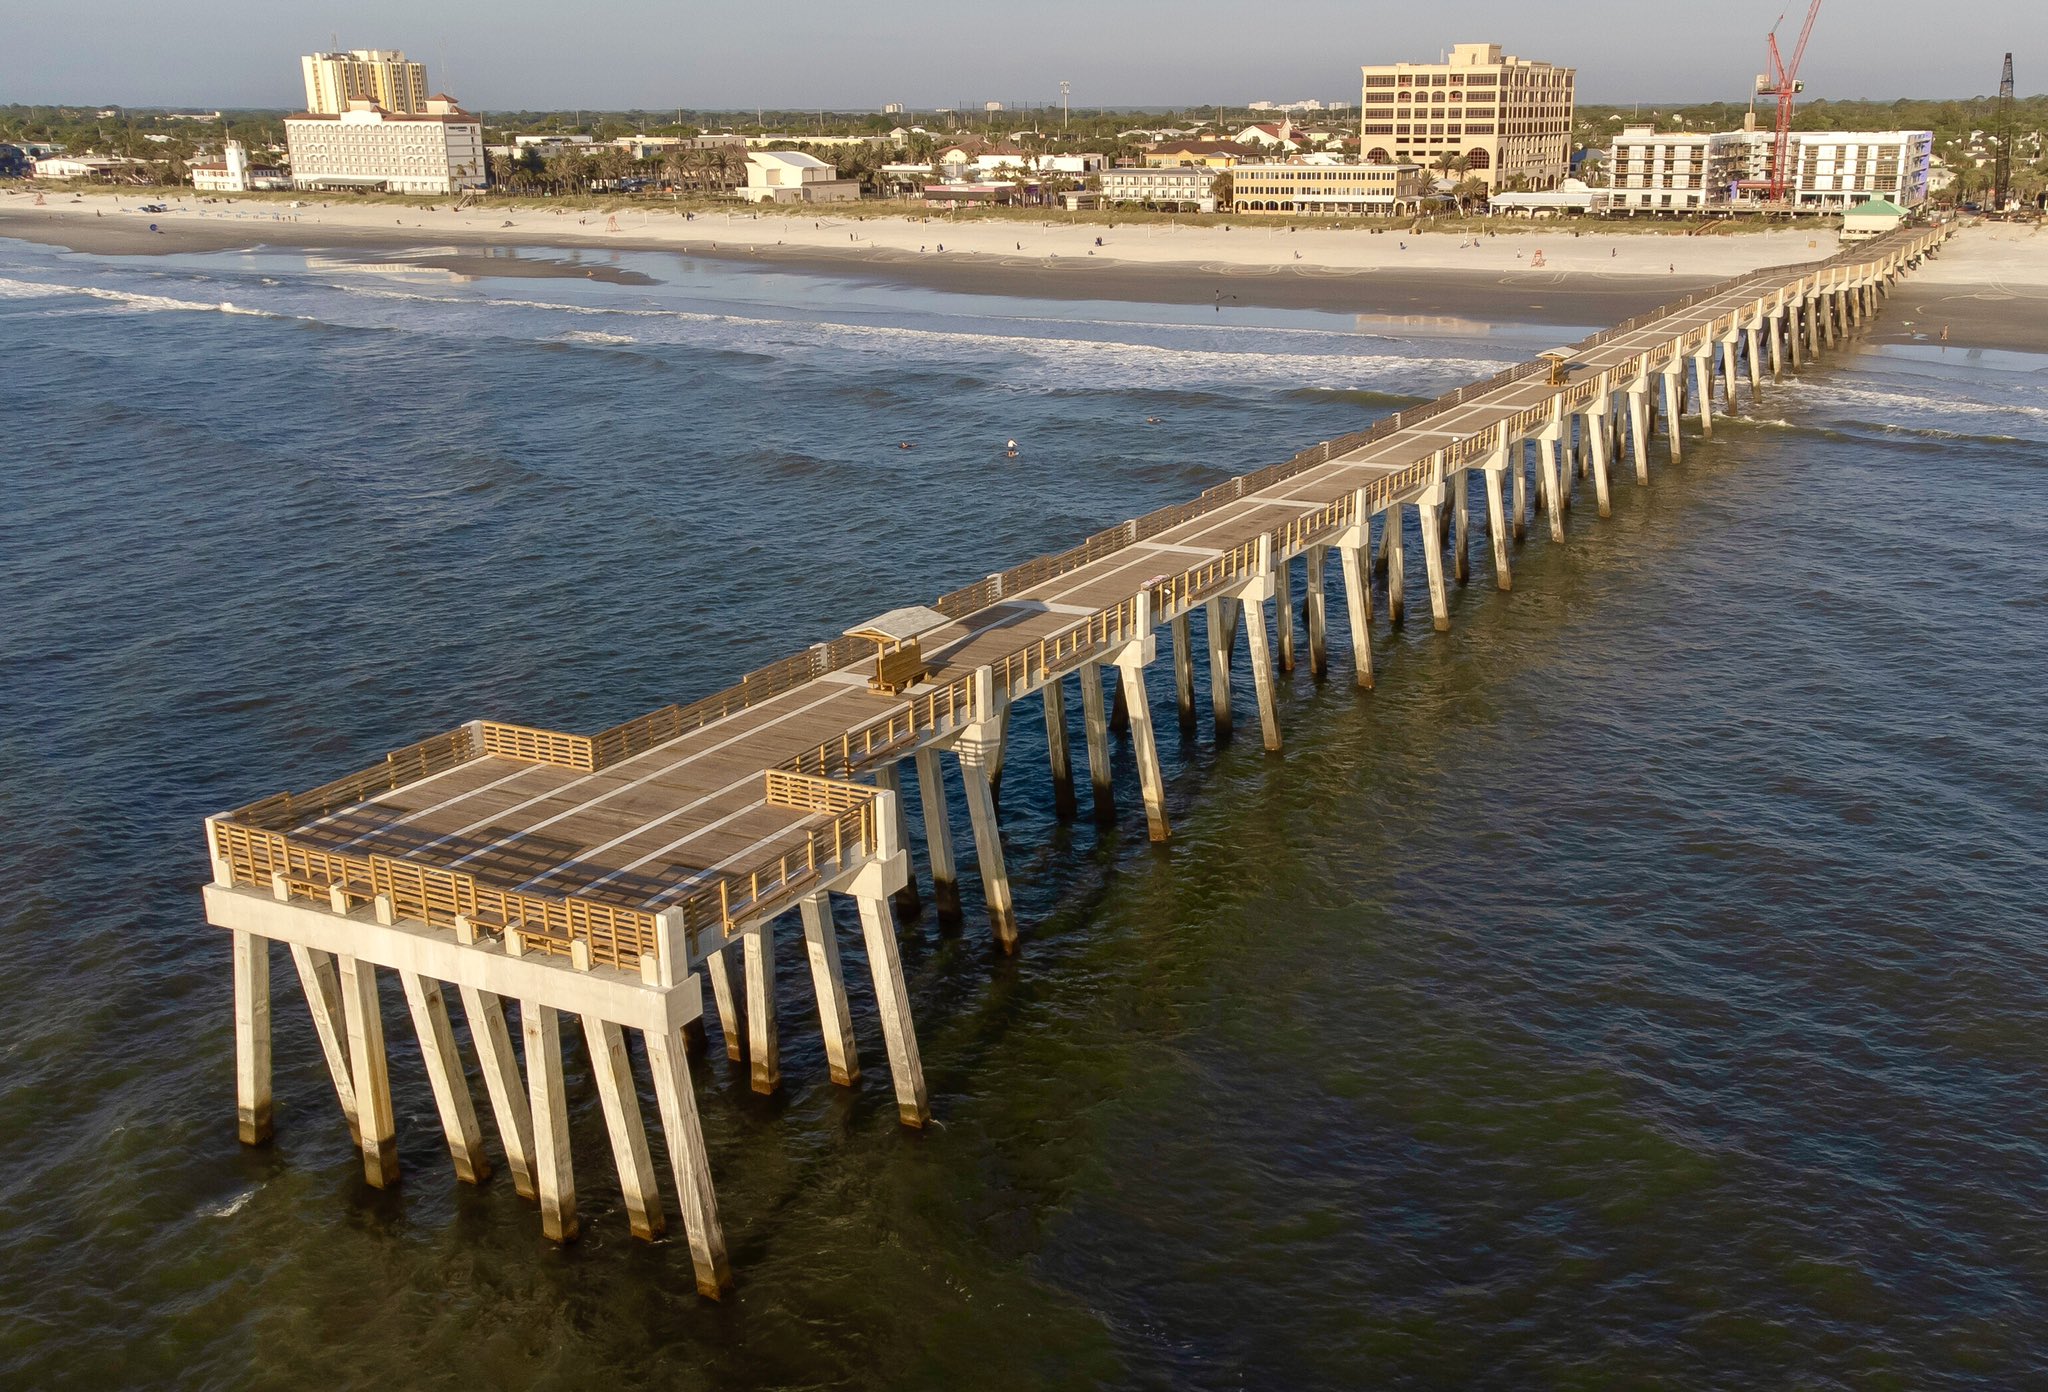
[1143,140,1261,169]
[190,140,288,193]
[29,155,142,181]
[1233,121,1309,151]
[1605,125,1933,214]
[1788,131,1933,210]
[1099,165,1218,212]
[301,49,430,116]
[284,97,486,195]
[1487,178,1612,216]
[1607,124,1748,214]
[1231,161,1429,216]
[1840,196,1909,241]
[1360,42,1575,190]
[740,151,860,204]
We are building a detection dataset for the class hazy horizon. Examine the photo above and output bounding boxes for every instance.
[1,0,2033,113]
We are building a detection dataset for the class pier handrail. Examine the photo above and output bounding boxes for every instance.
[209,223,1946,951]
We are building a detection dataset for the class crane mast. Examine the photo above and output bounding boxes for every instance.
[1756,0,1824,203]
[1992,53,2016,211]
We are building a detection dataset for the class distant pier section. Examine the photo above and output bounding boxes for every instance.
[202,222,1950,1297]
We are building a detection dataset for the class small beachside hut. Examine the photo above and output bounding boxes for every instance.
[1841,197,1908,243]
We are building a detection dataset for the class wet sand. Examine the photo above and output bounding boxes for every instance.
[2,198,2041,349]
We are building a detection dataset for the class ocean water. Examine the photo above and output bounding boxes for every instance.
[1,234,2045,1391]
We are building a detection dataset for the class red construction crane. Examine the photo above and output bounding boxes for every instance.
[1758,0,1824,202]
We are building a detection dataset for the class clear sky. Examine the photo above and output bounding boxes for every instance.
[3,0,2034,112]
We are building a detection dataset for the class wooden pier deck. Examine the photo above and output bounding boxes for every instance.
[201,222,1952,1296]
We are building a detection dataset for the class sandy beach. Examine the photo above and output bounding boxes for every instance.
[2,189,2043,347]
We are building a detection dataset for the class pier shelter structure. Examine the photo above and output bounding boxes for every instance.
[203,223,1949,1297]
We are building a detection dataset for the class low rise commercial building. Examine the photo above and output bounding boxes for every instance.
[29,155,141,181]
[190,141,288,193]
[741,150,859,204]
[1099,165,1218,211]
[1144,140,1261,169]
[1231,161,1428,215]
[285,96,486,195]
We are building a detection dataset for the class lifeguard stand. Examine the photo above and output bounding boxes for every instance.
[845,605,948,694]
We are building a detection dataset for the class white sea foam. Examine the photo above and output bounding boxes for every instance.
[209,1188,257,1218]
[312,282,1508,391]
[0,275,283,318]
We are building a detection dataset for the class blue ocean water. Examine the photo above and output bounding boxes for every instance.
[1,234,2045,1390]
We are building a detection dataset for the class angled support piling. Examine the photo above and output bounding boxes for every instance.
[584,1015,665,1240]
[800,891,858,1086]
[459,985,535,1199]
[400,970,490,1185]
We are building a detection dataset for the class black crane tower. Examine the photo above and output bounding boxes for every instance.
[1992,53,2015,212]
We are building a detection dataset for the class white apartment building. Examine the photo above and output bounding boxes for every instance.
[1360,42,1575,189]
[1788,131,1932,210]
[1607,125,1748,213]
[285,97,486,195]
[740,150,860,204]
[1607,125,1932,214]
[301,50,430,115]
[1099,165,1218,211]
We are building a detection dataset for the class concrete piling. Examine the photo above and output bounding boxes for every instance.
[742,928,779,1093]
[1079,660,1114,821]
[913,748,961,923]
[400,971,490,1184]
[1304,544,1330,674]
[584,1015,665,1240]
[232,929,273,1145]
[521,1000,576,1241]
[460,985,536,1199]
[799,892,859,1086]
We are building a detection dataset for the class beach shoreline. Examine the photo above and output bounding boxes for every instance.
[2,192,2042,349]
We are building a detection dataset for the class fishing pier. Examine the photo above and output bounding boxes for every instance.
[202,223,1949,1296]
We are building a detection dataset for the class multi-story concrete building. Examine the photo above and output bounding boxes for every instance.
[1787,131,1932,210]
[1230,161,1429,216]
[1099,165,1218,212]
[1607,124,1748,213]
[1360,41,1575,189]
[285,96,486,195]
[1606,124,1932,214]
[301,49,430,116]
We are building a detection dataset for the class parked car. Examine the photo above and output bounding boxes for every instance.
[138,203,167,213]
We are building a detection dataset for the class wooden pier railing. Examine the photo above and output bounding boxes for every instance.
[210,224,1946,971]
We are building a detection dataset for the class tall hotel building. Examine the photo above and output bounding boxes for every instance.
[1359,42,1575,190]
[287,49,483,195]
[301,49,430,115]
